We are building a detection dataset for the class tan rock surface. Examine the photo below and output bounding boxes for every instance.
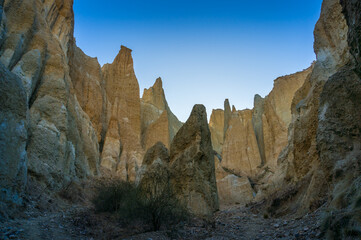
[101,46,143,180]
[170,105,219,216]
[252,94,266,165]
[0,0,100,191]
[217,174,254,207]
[223,99,231,136]
[222,109,262,177]
[253,0,354,216]
[141,77,182,150]
[214,158,255,207]
[69,45,109,145]
[102,46,141,136]
[261,67,312,170]
[209,109,224,154]
[210,109,255,206]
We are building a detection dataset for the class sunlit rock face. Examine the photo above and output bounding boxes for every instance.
[209,108,255,206]
[209,109,225,154]
[0,0,100,194]
[170,105,219,217]
[101,46,144,181]
[69,45,110,147]
[210,66,311,206]
[222,108,262,177]
[140,77,182,150]
[260,67,313,171]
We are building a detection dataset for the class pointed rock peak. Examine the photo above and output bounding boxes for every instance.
[253,94,265,113]
[224,99,231,111]
[110,45,134,66]
[169,103,218,216]
[254,94,264,103]
[154,77,163,88]
[188,104,208,124]
[120,45,132,52]
[142,141,169,166]
[142,77,167,110]
[232,105,237,113]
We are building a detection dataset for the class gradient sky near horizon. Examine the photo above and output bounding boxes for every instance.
[73,0,323,122]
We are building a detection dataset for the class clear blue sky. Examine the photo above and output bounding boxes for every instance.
[73,0,323,122]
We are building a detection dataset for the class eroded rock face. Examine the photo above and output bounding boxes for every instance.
[286,0,351,202]
[214,158,255,207]
[138,142,170,197]
[254,0,355,216]
[0,0,100,191]
[210,65,310,205]
[222,109,262,177]
[101,46,143,181]
[69,45,110,146]
[261,67,313,170]
[141,77,182,150]
[209,109,224,154]
[340,0,361,66]
[170,105,219,216]
[0,63,28,209]
[210,108,256,206]
[315,0,361,236]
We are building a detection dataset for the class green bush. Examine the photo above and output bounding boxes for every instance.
[92,179,189,231]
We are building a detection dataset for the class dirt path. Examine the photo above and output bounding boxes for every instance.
[1,203,323,240]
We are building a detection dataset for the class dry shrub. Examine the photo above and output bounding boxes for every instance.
[92,179,189,231]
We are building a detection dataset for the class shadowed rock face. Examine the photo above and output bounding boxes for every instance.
[249,0,358,218]
[314,0,361,236]
[170,105,219,216]
[138,142,170,197]
[341,0,361,67]
[0,63,28,209]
